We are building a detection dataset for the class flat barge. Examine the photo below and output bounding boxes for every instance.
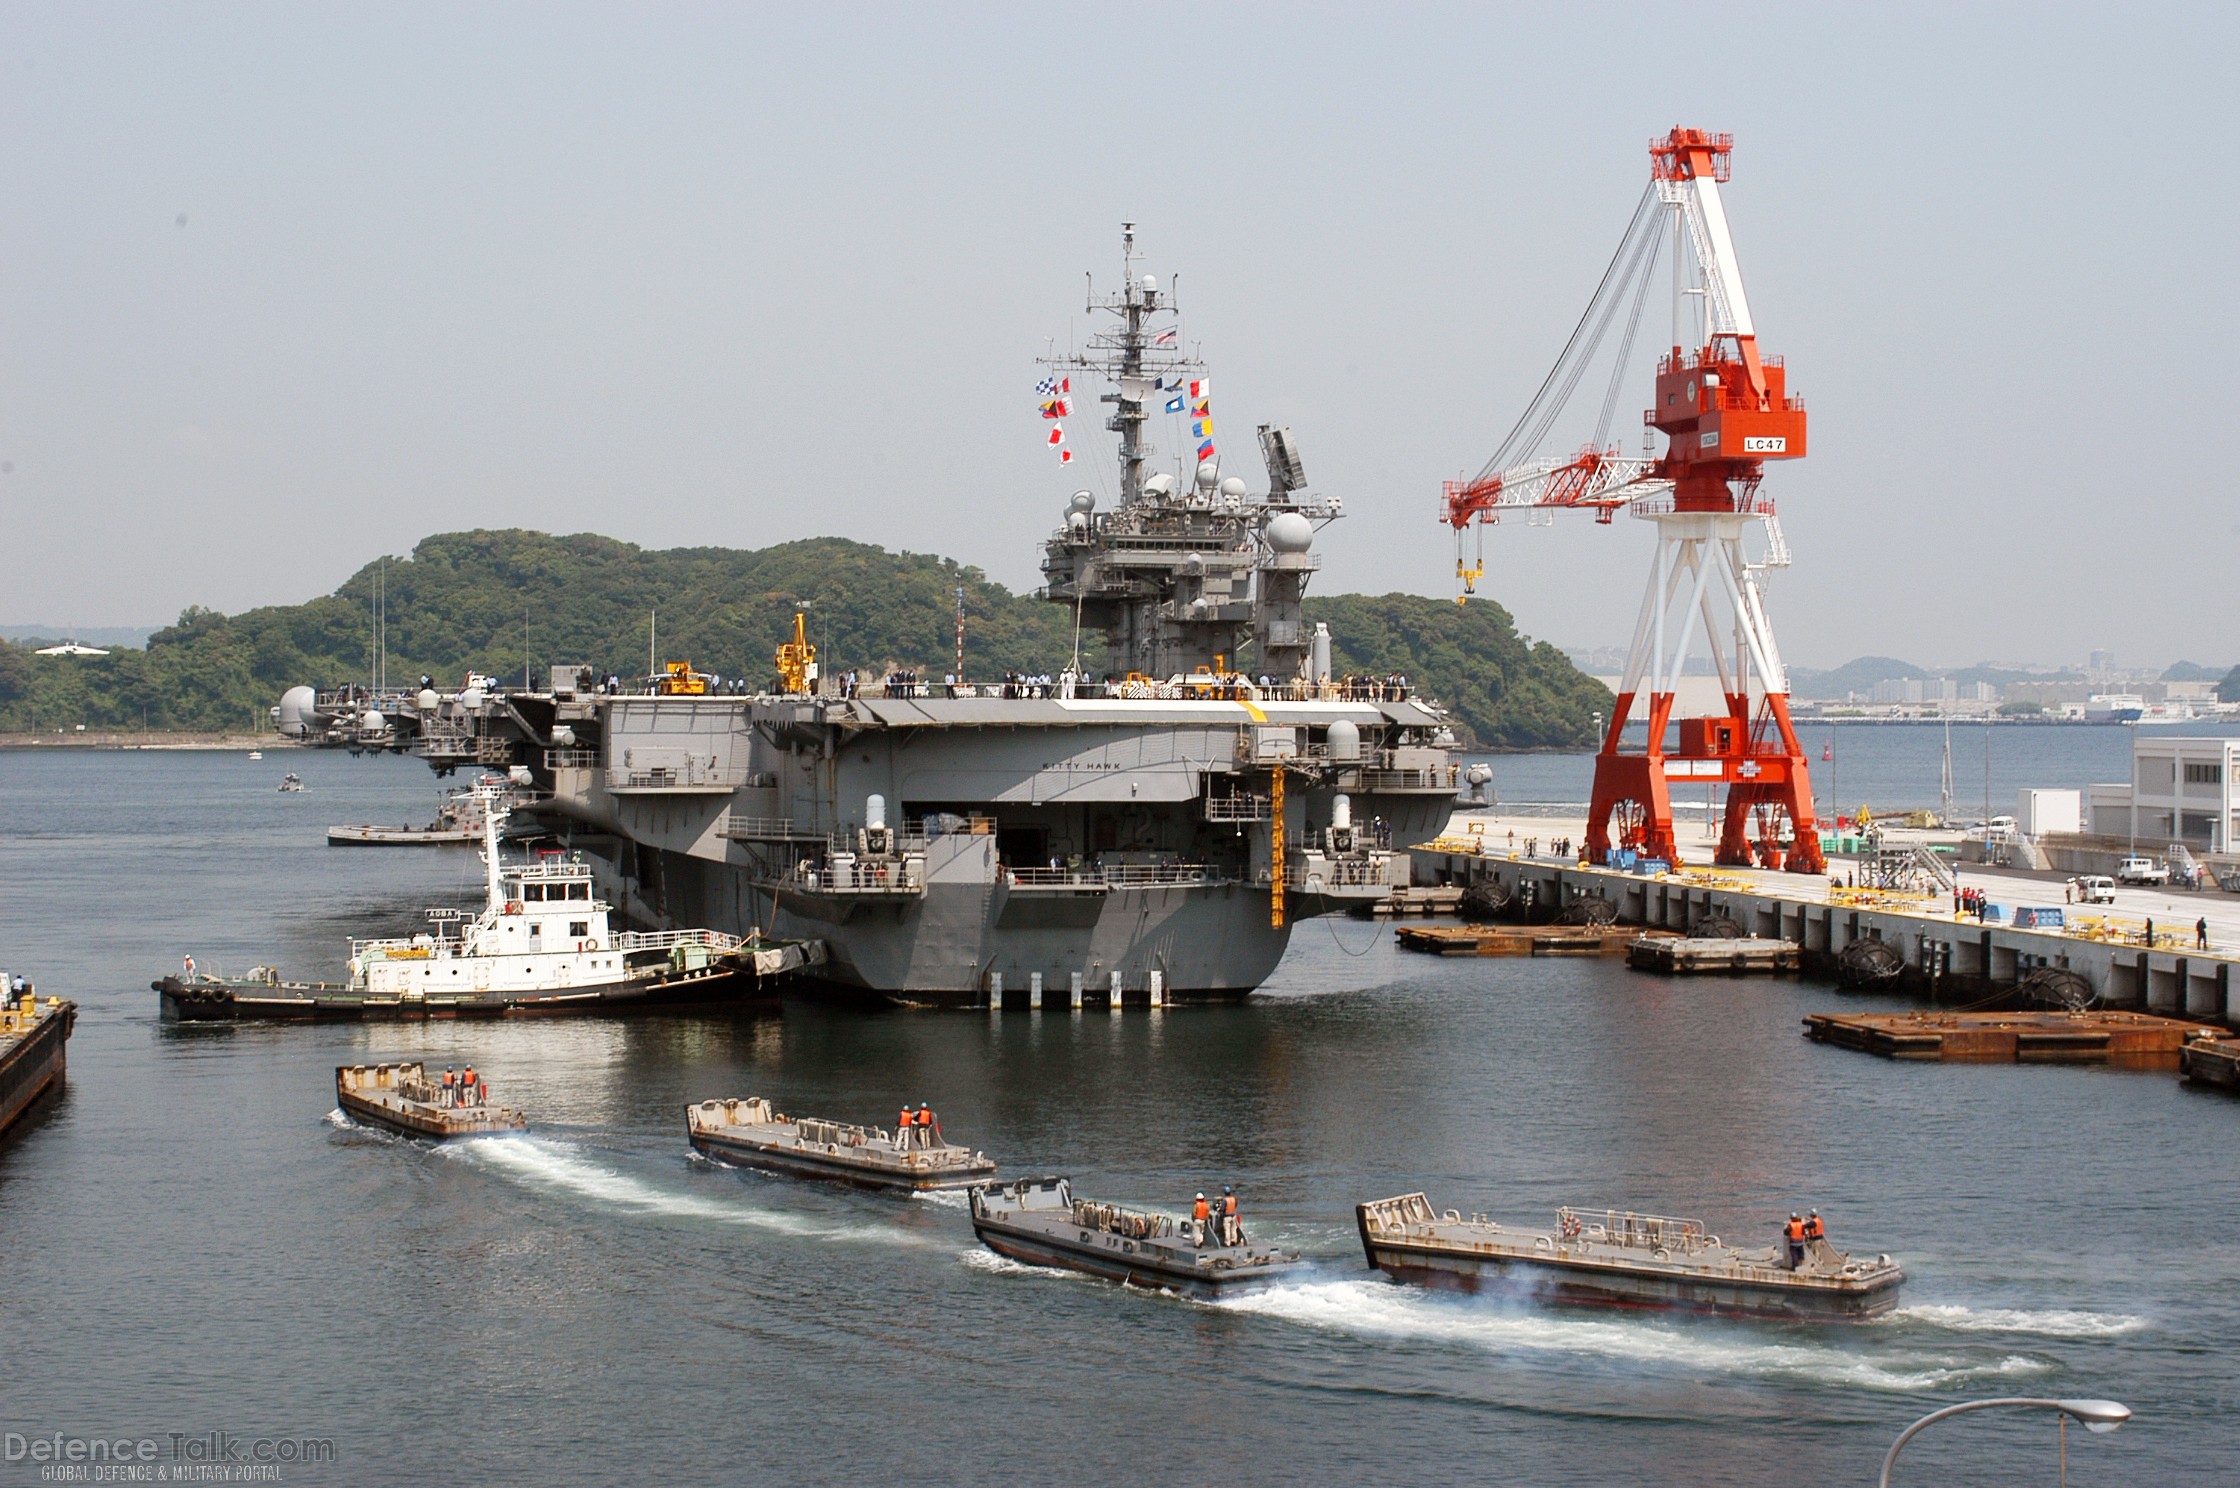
[1395,924,1651,957]
[1803,1008,2218,1064]
[335,1062,527,1139]
[1356,1193,1902,1321]
[1628,935,1801,975]
[0,978,75,1140]
[970,1176,1303,1296]
[687,1096,996,1191]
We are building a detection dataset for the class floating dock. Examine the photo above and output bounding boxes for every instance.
[1629,936,1801,976]
[1801,1009,2218,1064]
[1410,844,2238,1027]
[2179,1035,2240,1090]
[1394,924,1646,957]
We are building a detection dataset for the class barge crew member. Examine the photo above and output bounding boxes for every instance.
[897,1106,914,1149]
[462,1066,478,1106]
[1193,1192,1211,1245]
[442,1066,457,1107]
[917,1103,933,1142]
[1221,1186,1240,1247]
[1802,1210,1824,1243]
[1784,1212,1807,1268]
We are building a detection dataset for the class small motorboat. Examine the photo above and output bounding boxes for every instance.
[970,1177,1302,1296]
[688,1097,996,1191]
[278,772,305,792]
[335,1062,525,1139]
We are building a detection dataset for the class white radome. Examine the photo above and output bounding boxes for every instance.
[1265,512,1314,554]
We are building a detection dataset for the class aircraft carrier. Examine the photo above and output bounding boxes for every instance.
[280,228,1460,1003]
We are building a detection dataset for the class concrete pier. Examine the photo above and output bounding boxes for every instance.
[1413,843,2238,1027]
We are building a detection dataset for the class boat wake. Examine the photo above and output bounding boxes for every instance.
[958,1246,1056,1279]
[912,1189,970,1210]
[1891,1303,2148,1338]
[1208,1276,2052,1391]
[444,1136,918,1247]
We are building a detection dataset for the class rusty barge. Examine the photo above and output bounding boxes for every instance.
[0,977,75,1141]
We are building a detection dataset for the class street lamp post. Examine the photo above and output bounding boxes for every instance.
[1880,1397,2130,1487]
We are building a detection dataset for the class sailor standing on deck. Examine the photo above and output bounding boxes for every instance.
[917,1103,934,1146]
[442,1067,457,1107]
[1221,1186,1240,1247]
[1192,1192,1211,1246]
[1784,1212,1807,1267]
[897,1105,914,1150]
[1802,1210,1825,1245]
[462,1065,477,1107]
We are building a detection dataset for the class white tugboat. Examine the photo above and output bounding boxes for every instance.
[159,785,822,1020]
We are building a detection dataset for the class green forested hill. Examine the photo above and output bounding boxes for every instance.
[0,529,1609,748]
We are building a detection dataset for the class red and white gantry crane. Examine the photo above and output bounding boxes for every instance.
[1444,128,1824,874]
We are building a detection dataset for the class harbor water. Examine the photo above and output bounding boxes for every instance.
[2,747,2234,1486]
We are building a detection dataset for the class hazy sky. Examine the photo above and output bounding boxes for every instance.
[2,3,2233,670]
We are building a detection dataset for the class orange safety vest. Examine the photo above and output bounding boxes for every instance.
[1785,1218,1806,1242]
[1223,1195,1238,1217]
[1193,1198,1210,1222]
[916,1107,932,1128]
[898,1109,912,1130]
[1803,1216,1824,1240]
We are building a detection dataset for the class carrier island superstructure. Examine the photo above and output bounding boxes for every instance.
[281,229,1460,1003]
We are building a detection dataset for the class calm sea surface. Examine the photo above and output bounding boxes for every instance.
[2,745,2234,1486]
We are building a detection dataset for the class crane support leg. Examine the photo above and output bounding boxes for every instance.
[1585,512,1822,874]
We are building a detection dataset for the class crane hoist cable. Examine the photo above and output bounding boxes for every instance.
[1477,183,1660,480]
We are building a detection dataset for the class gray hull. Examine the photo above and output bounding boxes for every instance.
[640,844,1293,1003]
[1361,1238,1900,1321]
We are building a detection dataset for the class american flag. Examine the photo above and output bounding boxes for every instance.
[1153,328,1177,346]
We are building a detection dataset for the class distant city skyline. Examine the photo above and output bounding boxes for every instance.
[2,4,2234,669]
